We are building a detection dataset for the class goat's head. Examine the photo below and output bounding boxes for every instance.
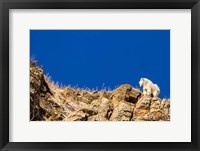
[139,78,144,87]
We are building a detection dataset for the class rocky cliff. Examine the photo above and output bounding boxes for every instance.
[30,63,170,121]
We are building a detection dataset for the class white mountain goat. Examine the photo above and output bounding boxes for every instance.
[139,78,160,97]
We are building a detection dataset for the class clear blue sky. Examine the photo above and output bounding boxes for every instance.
[30,30,170,98]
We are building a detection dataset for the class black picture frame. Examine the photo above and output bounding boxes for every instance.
[0,0,199,151]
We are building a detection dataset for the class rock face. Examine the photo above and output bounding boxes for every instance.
[30,63,170,121]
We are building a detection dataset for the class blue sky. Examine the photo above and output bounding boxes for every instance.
[30,30,170,98]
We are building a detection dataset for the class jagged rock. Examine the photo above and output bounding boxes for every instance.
[133,95,151,120]
[160,99,170,121]
[128,88,142,103]
[87,115,97,121]
[30,66,45,120]
[133,95,170,121]
[110,101,135,121]
[30,65,66,121]
[64,106,97,121]
[30,66,44,98]
[110,84,141,105]
[62,87,75,96]
[148,97,162,120]
[82,92,99,103]
[96,98,112,121]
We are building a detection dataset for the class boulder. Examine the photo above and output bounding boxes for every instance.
[110,101,135,121]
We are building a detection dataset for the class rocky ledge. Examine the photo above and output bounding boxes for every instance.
[30,64,170,121]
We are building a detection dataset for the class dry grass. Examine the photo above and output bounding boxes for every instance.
[30,58,114,93]
[30,58,38,66]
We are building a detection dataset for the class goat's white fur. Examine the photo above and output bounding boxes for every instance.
[139,78,160,97]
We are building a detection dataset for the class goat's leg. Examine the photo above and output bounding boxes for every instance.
[146,88,151,96]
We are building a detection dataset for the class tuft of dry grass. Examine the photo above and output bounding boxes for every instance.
[44,74,61,90]
[30,58,38,67]
[30,58,114,93]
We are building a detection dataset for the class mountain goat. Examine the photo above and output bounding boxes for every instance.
[139,78,160,97]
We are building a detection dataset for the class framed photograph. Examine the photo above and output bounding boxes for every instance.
[0,0,199,150]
